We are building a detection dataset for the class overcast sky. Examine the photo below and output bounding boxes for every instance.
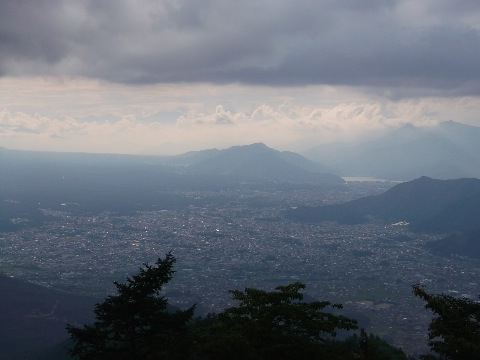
[1,0,480,154]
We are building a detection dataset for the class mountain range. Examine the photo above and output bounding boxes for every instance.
[0,144,344,231]
[160,142,343,185]
[303,121,480,180]
[0,143,343,187]
[286,176,480,234]
[3,120,480,185]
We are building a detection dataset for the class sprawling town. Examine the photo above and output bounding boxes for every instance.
[1,181,479,356]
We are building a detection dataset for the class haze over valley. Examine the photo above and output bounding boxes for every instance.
[1,142,480,358]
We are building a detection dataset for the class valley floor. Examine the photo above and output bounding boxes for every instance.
[1,183,478,357]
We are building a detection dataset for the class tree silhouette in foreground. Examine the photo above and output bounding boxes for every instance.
[194,282,358,360]
[412,284,480,360]
[67,253,194,360]
[65,253,412,359]
[324,332,413,360]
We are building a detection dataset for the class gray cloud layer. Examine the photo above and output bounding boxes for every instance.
[1,0,479,94]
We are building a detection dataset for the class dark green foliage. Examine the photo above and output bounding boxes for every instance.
[4,252,418,359]
[192,313,260,360]
[412,284,480,360]
[194,282,358,360]
[365,333,414,360]
[324,333,413,360]
[67,253,195,359]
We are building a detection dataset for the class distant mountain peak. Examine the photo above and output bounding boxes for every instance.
[227,142,271,152]
[441,119,456,125]
[247,142,269,148]
[162,142,344,185]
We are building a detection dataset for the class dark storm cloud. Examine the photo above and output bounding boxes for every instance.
[1,0,479,94]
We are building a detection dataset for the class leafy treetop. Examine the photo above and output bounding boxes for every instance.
[67,252,194,360]
[413,284,480,360]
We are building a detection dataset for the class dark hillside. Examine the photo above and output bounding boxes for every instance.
[287,177,480,233]
[0,275,97,359]
[425,231,480,259]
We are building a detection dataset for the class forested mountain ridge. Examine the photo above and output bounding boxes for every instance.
[425,231,480,259]
[286,176,480,234]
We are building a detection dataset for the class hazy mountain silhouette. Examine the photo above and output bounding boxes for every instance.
[304,121,480,180]
[287,176,480,234]
[166,143,344,185]
[0,149,218,224]
[0,146,344,230]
